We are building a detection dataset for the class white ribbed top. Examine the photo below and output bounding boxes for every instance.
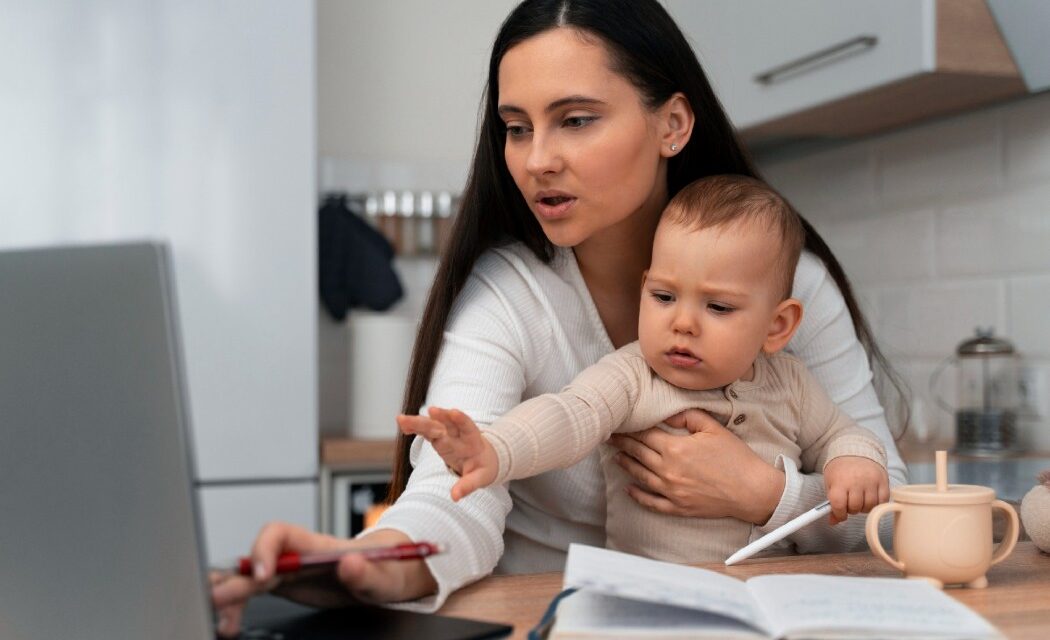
[368,243,907,612]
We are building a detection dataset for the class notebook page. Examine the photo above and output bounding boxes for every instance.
[552,591,766,639]
[563,544,771,634]
[745,574,1002,639]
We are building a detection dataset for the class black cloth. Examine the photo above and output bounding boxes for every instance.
[318,194,403,320]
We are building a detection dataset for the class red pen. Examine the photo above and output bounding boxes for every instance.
[234,541,445,577]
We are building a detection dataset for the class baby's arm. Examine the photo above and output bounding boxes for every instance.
[396,407,498,501]
[790,358,889,524]
[401,346,643,502]
[482,346,643,481]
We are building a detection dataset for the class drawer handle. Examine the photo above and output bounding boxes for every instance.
[754,35,878,85]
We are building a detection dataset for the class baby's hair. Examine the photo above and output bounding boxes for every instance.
[662,175,804,300]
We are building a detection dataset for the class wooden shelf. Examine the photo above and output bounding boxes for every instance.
[321,437,396,471]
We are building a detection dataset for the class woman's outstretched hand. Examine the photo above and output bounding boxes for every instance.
[607,408,785,525]
[210,525,436,638]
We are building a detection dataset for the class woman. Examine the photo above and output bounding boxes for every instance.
[213,0,907,634]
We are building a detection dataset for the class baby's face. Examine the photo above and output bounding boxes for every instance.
[639,219,787,391]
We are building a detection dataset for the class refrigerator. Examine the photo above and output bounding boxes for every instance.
[0,0,318,562]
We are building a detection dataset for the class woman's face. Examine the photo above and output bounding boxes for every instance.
[497,28,670,248]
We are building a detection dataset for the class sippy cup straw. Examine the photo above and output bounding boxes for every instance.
[935,450,950,491]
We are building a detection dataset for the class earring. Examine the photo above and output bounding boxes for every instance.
[670,143,678,152]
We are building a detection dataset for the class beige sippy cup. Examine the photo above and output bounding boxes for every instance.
[865,450,1019,589]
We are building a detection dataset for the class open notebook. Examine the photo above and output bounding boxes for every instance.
[542,544,1002,640]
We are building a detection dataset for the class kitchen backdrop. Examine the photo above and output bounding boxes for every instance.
[3,0,1047,560]
[760,91,1050,451]
[317,0,1050,454]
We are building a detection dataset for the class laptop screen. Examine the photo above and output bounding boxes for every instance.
[0,242,214,639]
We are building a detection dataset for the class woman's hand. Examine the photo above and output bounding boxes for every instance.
[607,408,785,525]
[210,524,437,638]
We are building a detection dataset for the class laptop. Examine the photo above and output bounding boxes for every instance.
[0,242,512,640]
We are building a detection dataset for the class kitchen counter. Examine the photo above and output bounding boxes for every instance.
[907,456,1050,502]
[898,439,1050,501]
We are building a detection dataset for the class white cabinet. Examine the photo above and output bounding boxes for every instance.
[666,0,1025,145]
[199,483,317,564]
[672,0,928,130]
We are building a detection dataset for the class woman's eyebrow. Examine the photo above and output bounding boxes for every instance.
[497,95,607,117]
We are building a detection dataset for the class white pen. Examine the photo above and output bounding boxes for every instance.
[724,499,832,566]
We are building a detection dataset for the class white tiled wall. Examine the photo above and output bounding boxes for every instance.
[758,91,1050,450]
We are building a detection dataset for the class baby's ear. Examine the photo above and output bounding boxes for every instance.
[763,298,803,354]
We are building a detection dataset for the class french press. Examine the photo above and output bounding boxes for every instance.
[930,328,1022,456]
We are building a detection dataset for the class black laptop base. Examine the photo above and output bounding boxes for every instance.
[234,594,512,640]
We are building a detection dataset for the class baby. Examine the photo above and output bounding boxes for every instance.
[398,174,888,563]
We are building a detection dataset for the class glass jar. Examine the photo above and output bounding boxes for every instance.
[932,328,1022,456]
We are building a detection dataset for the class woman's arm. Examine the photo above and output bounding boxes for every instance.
[360,250,551,610]
[211,250,551,635]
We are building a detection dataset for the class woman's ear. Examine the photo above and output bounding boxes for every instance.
[763,298,803,354]
[660,92,695,157]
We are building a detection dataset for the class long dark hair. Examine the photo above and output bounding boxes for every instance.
[387,0,906,501]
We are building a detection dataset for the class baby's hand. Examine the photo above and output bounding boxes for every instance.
[823,456,890,524]
[396,407,498,501]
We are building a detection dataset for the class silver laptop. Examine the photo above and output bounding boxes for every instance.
[0,242,513,640]
[0,242,214,638]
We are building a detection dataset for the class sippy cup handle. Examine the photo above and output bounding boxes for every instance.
[865,502,905,571]
[989,499,1020,566]
[928,355,957,415]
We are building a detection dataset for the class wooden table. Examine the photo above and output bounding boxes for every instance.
[439,542,1050,640]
